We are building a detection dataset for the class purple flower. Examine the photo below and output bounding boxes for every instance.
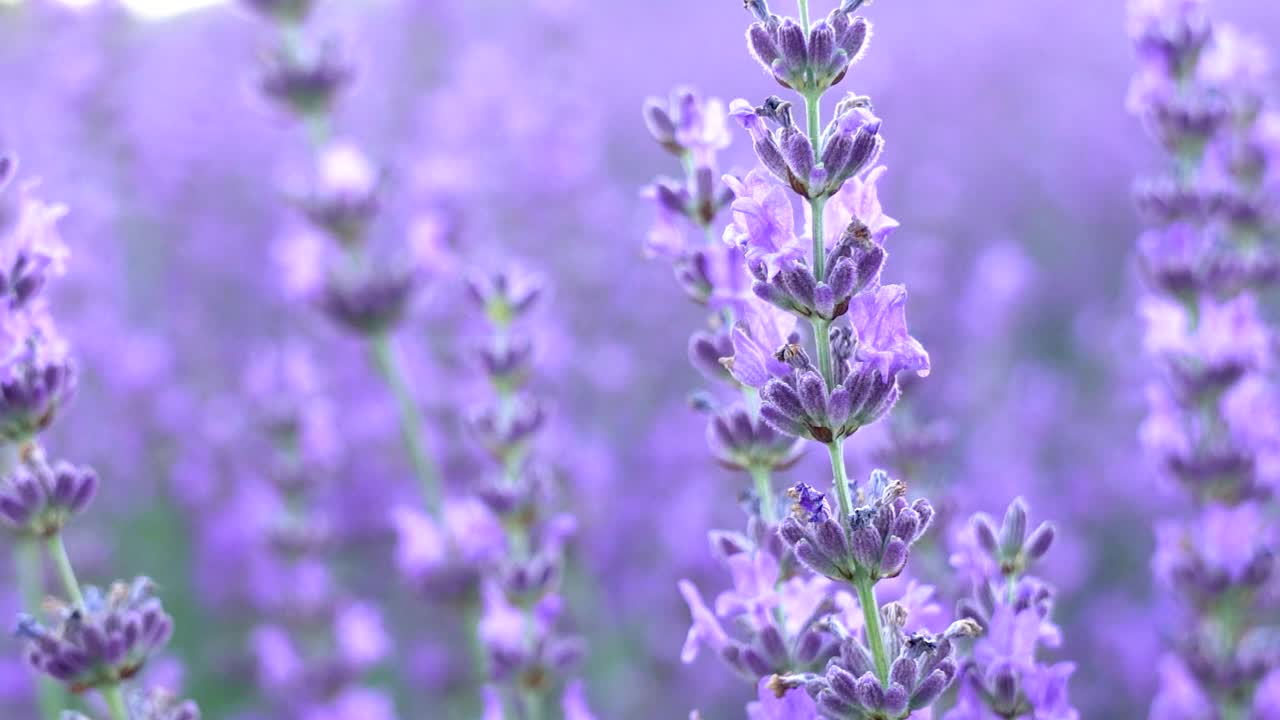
[725,299,797,388]
[676,579,730,663]
[643,88,732,165]
[723,170,804,279]
[848,284,930,381]
[0,179,69,307]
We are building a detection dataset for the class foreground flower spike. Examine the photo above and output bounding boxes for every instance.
[0,162,198,720]
[243,0,442,510]
[466,268,593,717]
[1129,2,1280,717]
[656,3,974,717]
[946,498,1079,720]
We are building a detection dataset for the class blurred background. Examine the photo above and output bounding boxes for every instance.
[1,0,1278,717]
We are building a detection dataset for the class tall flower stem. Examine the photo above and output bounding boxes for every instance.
[15,540,62,720]
[797,0,811,32]
[368,330,441,513]
[45,533,84,609]
[854,572,889,684]
[826,442,852,525]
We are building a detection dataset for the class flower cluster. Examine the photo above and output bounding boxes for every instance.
[1128,0,1280,716]
[466,269,592,717]
[654,2,981,718]
[945,499,1079,720]
[0,159,196,718]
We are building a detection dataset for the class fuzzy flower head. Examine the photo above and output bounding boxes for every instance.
[18,578,174,692]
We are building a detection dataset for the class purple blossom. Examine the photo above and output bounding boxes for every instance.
[847,284,930,380]
[725,299,797,388]
[723,170,804,279]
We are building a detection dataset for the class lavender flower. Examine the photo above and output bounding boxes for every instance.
[947,499,1079,720]
[17,578,174,693]
[678,521,837,681]
[0,459,96,538]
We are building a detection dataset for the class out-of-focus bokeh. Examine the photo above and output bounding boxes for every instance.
[1,0,1278,718]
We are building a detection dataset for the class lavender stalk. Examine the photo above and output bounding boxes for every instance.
[466,269,592,718]
[663,2,985,717]
[1128,1,1280,716]
[243,0,442,512]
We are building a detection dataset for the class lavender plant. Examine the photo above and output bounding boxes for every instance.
[1128,0,1280,716]
[465,269,592,719]
[944,499,1078,719]
[0,156,197,720]
[241,0,443,512]
[648,2,1002,717]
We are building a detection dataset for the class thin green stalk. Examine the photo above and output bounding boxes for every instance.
[810,194,827,279]
[750,465,777,523]
[16,541,63,719]
[813,318,834,391]
[826,441,852,526]
[797,0,811,32]
[854,573,890,684]
[368,330,441,512]
[102,685,129,720]
[46,533,84,609]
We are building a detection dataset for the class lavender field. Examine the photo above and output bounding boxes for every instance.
[0,0,1278,718]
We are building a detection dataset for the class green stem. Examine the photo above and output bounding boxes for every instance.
[368,331,441,513]
[813,318,834,391]
[797,0,811,33]
[750,465,778,523]
[854,573,890,685]
[102,684,129,720]
[46,533,84,609]
[810,194,827,279]
[827,441,852,526]
[16,541,63,720]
